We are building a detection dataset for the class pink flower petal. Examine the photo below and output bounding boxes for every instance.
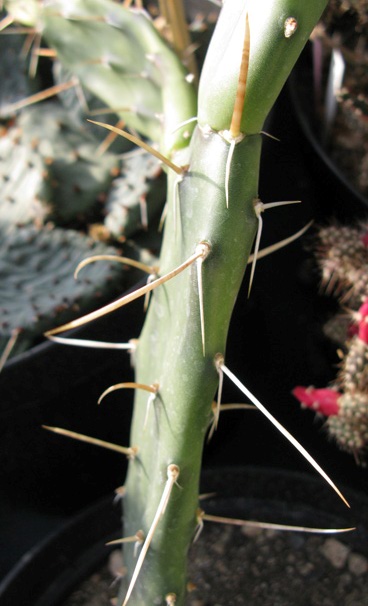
[361,232,368,247]
[292,386,340,416]
[358,299,368,344]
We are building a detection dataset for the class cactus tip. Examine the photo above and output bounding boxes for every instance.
[229,11,250,139]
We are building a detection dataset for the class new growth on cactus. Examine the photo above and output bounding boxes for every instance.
[3,0,357,604]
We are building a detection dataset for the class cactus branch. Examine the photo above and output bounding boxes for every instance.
[3,1,336,602]
[195,241,211,353]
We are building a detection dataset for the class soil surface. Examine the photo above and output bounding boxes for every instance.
[63,523,368,606]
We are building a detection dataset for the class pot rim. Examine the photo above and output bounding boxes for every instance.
[288,46,368,211]
[0,465,367,606]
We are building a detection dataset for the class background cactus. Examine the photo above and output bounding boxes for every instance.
[0,31,35,115]
[293,221,368,462]
[17,101,120,225]
[0,121,50,226]
[104,150,166,240]
[0,223,134,358]
[3,1,348,605]
[0,3,176,361]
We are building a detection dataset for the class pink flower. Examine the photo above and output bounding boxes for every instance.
[358,299,368,344]
[292,386,340,416]
[361,232,368,247]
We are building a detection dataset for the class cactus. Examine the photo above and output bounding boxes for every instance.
[293,222,368,461]
[0,100,120,226]
[0,121,50,226]
[5,1,353,604]
[0,223,133,359]
[4,0,197,154]
[17,101,120,225]
[104,150,166,239]
[0,31,35,117]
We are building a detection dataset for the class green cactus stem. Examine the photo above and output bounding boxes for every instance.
[119,2,329,604]
[10,0,332,603]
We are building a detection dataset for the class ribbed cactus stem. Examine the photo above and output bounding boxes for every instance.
[122,3,328,603]
[122,131,260,604]
[3,0,328,603]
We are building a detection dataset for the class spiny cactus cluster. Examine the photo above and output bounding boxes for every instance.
[293,221,368,461]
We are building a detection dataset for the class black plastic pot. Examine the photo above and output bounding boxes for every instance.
[0,286,144,514]
[288,45,368,220]
[0,466,366,606]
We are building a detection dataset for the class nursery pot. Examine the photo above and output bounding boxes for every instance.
[0,286,144,514]
[0,466,367,606]
[288,45,368,220]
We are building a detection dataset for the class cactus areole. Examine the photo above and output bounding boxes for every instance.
[4,0,328,604]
